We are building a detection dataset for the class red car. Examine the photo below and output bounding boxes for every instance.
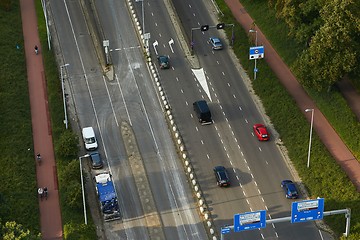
[253,124,269,141]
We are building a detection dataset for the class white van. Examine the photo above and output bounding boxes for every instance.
[82,127,98,151]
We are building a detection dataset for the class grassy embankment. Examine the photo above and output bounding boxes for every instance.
[0,0,39,234]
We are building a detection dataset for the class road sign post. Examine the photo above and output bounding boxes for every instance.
[220,226,231,240]
[291,198,325,223]
[234,210,266,232]
[249,46,264,80]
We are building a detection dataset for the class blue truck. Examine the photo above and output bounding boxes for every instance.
[95,172,121,221]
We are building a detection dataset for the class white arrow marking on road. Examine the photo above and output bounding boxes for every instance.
[168,38,174,53]
[192,68,212,101]
[153,40,158,55]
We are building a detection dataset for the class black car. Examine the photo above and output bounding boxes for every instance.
[281,180,299,199]
[213,166,230,187]
[157,55,170,69]
[90,152,103,169]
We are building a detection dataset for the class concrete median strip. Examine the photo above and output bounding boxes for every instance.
[120,121,166,240]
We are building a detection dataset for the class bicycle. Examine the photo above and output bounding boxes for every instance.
[43,187,48,200]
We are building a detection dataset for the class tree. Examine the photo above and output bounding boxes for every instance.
[273,0,324,44]
[296,0,359,91]
[0,0,12,11]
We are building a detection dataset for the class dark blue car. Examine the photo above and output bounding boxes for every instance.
[281,180,299,199]
[157,55,170,69]
[214,166,230,187]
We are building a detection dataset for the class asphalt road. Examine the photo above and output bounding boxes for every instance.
[154,0,334,239]
[49,0,207,239]
[48,0,334,239]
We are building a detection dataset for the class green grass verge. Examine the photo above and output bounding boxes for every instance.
[0,0,96,238]
[0,0,39,234]
[216,0,360,239]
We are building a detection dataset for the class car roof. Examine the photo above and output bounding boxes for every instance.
[214,166,226,172]
[159,55,168,60]
[282,180,294,185]
[90,152,101,161]
[255,124,267,132]
[287,183,297,191]
[211,37,220,41]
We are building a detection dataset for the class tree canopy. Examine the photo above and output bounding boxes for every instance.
[272,0,360,90]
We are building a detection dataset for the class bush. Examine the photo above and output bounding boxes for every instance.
[55,131,79,159]
[63,222,96,240]
[1,221,41,240]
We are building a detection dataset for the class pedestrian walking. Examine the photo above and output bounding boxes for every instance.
[34,45,38,55]
[38,187,44,201]
[36,153,41,165]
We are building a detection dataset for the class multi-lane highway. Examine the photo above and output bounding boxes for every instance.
[49,0,207,239]
[145,0,333,239]
[48,0,334,239]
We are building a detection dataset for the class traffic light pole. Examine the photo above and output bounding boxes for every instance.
[190,23,234,55]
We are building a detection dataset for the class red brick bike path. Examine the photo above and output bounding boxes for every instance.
[225,0,360,191]
[20,0,63,239]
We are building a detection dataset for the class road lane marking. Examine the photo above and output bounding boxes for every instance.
[103,75,119,127]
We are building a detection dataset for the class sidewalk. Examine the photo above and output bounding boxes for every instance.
[20,0,63,239]
[224,0,360,191]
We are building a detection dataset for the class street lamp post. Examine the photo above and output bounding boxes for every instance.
[305,109,314,168]
[79,154,90,224]
[249,29,258,80]
[190,28,195,54]
[60,64,69,129]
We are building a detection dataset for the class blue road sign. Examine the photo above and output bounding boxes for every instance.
[254,68,258,73]
[234,210,266,232]
[221,227,231,234]
[249,46,264,60]
[291,198,325,223]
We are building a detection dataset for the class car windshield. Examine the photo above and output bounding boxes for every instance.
[219,171,227,180]
[85,137,96,144]
[160,56,168,62]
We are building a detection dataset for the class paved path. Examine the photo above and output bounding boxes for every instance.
[20,0,63,239]
[224,0,360,191]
